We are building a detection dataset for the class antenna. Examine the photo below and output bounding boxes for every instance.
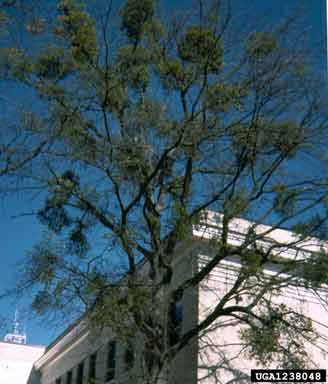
[13,309,19,335]
[4,310,27,345]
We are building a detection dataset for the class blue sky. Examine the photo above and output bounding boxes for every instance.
[0,0,327,347]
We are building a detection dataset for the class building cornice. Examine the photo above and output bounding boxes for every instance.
[193,211,328,259]
[34,319,88,370]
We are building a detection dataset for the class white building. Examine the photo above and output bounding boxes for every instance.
[26,213,328,383]
[0,341,45,384]
[0,311,45,384]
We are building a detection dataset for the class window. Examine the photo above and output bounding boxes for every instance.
[88,352,97,381]
[66,371,73,384]
[124,344,134,370]
[55,378,61,384]
[106,341,116,382]
[169,296,183,346]
[76,361,84,384]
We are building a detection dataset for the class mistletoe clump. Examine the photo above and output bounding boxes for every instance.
[120,0,154,42]
[178,26,223,72]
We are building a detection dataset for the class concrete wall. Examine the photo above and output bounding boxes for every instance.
[35,328,115,384]
[0,342,45,384]
[168,247,199,384]
[197,254,328,384]
[30,211,328,384]
[33,246,200,384]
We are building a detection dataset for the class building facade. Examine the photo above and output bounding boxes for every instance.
[0,341,45,384]
[27,213,328,384]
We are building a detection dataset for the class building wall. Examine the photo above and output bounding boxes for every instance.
[34,325,113,384]
[32,246,199,384]
[29,245,328,384]
[197,253,328,384]
[0,342,45,384]
[168,247,199,384]
[29,212,328,384]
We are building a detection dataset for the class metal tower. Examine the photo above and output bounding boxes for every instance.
[4,310,27,344]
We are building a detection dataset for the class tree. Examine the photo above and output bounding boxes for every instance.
[1,0,328,382]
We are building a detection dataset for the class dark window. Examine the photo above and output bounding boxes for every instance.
[88,352,97,381]
[56,378,61,384]
[76,361,84,384]
[169,297,183,346]
[124,344,134,370]
[106,341,116,381]
[66,371,73,384]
